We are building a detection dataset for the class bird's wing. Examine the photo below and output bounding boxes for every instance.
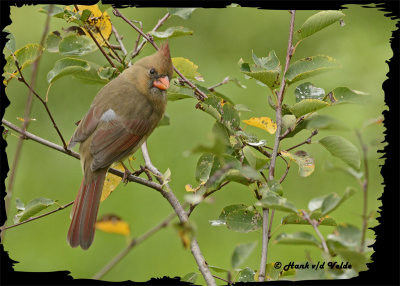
[68,105,103,149]
[89,117,154,171]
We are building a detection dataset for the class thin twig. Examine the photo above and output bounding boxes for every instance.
[3,6,53,241]
[131,12,170,59]
[14,62,67,149]
[267,210,275,239]
[356,130,369,252]
[112,25,128,56]
[285,129,318,152]
[208,76,230,92]
[279,156,290,183]
[96,26,124,65]
[93,211,177,279]
[302,210,329,254]
[1,201,74,231]
[113,8,207,101]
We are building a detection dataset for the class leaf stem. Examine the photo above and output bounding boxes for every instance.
[302,210,329,254]
[285,129,318,152]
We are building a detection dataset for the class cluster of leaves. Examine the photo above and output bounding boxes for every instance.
[177,10,375,282]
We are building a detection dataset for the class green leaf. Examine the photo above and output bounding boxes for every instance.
[98,66,118,81]
[97,3,112,13]
[73,62,109,84]
[231,241,257,269]
[157,113,170,127]
[324,161,363,180]
[181,272,198,283]
[328,87,367,104]
[47,57,90,83]
[15,198,25,210]
[39,5,65,17]
[4,30,16,54]
[191,136,226,156]
[285,55,340,84]
[321,187,356,215]
[167,79,197,101]
[212,122,231,146]
[172,57,202,81]
[225,208,263,233]
[332,249,368,272]
[266,180,283,196]
[308,194,328,212]
[45,31,62,53]
[327,224,361,251]
[238,267,255,282]
[150,26,193,40]
[168,8,197,20]
[275,232,320,247]
[59,33,97,56]
[3,43,44,85]
[209,265,230,273]
[290,99,329,118]
[195,153,214,183]
[294,11,345,43]
[14,197,56,224]
[319,136,360,169]
[281,114,296,135]
[305,114,347,130]
[265,263,282,280]
[257,192,297,213]
[295,82,325,102]
[267,96,292,115]
[239,51,281,89]
[282,211,337,226]
[281,150,315,177]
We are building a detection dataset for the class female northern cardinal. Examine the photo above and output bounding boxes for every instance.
[67,43,173,249]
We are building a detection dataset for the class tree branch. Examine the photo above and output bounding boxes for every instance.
[285,129,318,152]
[258,208,269,282]
[258,10,296,282]
[140,142,216,286]
[302,210,329,254]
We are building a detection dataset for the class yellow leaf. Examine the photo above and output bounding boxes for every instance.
[243,117,277,134]
[16,117,36,122]
[76,5,112,45]
[185,184,195,192]
[172,57,203,80]
[95,214,130,236]
[101,162,124,202]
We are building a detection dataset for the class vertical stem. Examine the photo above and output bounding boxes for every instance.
[356,131,369,252]
[258,11,296,282]
[258,208,269,281]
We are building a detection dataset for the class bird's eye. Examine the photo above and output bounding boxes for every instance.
[149,68,156,75]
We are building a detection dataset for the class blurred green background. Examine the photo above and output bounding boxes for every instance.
[3,4,395,284]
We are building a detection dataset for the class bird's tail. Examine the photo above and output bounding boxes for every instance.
[67,169,106,250]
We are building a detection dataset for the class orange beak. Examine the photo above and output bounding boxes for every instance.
[153,76,170,90]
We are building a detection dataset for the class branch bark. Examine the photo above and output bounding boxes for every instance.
[141,142,217,286]
[258,10,296,282]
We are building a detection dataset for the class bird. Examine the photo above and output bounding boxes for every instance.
[67,42,173,250]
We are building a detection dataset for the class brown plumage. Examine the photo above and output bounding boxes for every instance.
[67,43,173,250]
